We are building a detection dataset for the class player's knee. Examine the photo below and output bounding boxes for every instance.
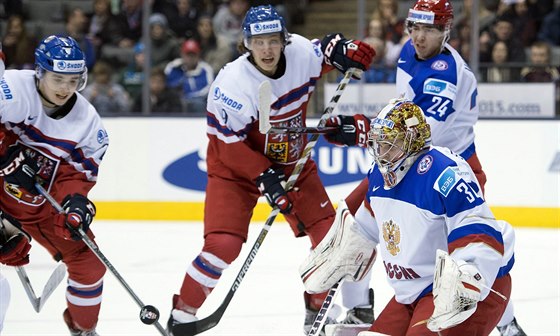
[203,232,244,264]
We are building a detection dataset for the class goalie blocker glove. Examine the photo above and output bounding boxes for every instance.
[325,115,371,147]
[0,210,32,266]
[321,33,375,79]
[256,167,292,214]
[54,194,96,241]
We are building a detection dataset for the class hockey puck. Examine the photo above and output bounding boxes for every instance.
[139,305,160,325]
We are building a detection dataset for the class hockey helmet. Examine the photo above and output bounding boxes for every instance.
[242,5,289,49]
[368,98,431,187]
[406,0,454,30]
[35,35,88,91]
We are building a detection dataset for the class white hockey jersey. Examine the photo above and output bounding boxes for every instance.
[0,70,108,213]
[354,146,514,304]
[205,34,325,180]
[397,41,479,160]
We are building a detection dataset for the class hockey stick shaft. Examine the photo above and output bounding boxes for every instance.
[266,126,337,134]
[35,184,169,336]
[15,266,40,312]
[308,281,341,336]
[172,68,358,336]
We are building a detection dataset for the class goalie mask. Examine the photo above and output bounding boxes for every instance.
[367,99,431,188]
[242,5,290,49]
[406,0,454,51]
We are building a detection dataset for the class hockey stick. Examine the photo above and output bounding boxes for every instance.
[34,184,169,336]
[15,264,67,312]
[308,281,342,336]
[172,68,359,336]
[266,126,337,134]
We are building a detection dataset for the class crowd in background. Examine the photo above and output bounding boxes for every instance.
[1,0,559,114]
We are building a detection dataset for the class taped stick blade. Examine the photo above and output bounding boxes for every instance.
[258,81,272,134]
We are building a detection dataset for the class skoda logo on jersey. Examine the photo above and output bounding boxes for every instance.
[250,20,282,35]
[431,60,448,71]
[162,137,371,191]
[54,60,85,73]
[212,87,243,111]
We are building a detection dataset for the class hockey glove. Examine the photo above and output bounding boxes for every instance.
[428,250,484,332]
[54,194,96,241]
[0,210,32,267]
[256,167,292,214]
[324,115,371,147]
[0,145,46,194]
[321,33,375,79]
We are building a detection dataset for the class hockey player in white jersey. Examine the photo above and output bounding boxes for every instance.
[0,36,108,336]
[301,99,516,335]
[166,4,375,336]
[322,0,525,334]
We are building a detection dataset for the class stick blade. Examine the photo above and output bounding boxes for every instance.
[38,263,67,312]
[258,80,272,134]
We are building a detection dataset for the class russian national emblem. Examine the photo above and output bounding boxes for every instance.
[383,219,401,256]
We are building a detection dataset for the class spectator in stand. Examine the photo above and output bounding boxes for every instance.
[132,67,183,113]
[113,0,143,48]
[367,18,402,66]
[1,14,37,69]
[62,7,97,70]
[483,40,516,82]
[362,37,397,83]
[88,0,125,59]
[521,41,560,82]
[449,16,472,63]
[0,0,23,19]
[164,39,214,114]
[537,7,560,46]
[212,0,250,59]
[119,41,145,106]
[147,13,181,69]
[82,60,131,114]
[370,0,405,47]
[479,15,526,63]
[194,13,232,74]
[165,0,200,42]
[500,0,539,47]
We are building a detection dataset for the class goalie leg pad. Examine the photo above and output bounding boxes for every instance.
[299,200,376,294]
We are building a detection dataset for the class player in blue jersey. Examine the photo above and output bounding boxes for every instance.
[323,0,525,334]
[301,98,516,335]
[166,5,376,335]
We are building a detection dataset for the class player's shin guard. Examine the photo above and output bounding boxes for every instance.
[177,252,230,313]
[65,277,103,331]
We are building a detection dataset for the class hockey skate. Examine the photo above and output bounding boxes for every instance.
[324,288,374,336]
[303,291,341,336]
[167,294,199,335]
[63,309,99,336]
[497,318,527,336]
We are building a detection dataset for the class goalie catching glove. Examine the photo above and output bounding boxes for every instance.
[321,33,375,79]
[256,167,292,214]
[325,115,371,147]
[427,249,485,332]
[0,210,32,267]
[54,194,96,241]
[299,200,376,293]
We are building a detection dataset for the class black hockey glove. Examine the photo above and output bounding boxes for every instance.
[321,33,375,79]
[324,115,371,147]
[256,167,292,214]
[54,194,96,241]
[0,145,45,194]
[0,210,32,267]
